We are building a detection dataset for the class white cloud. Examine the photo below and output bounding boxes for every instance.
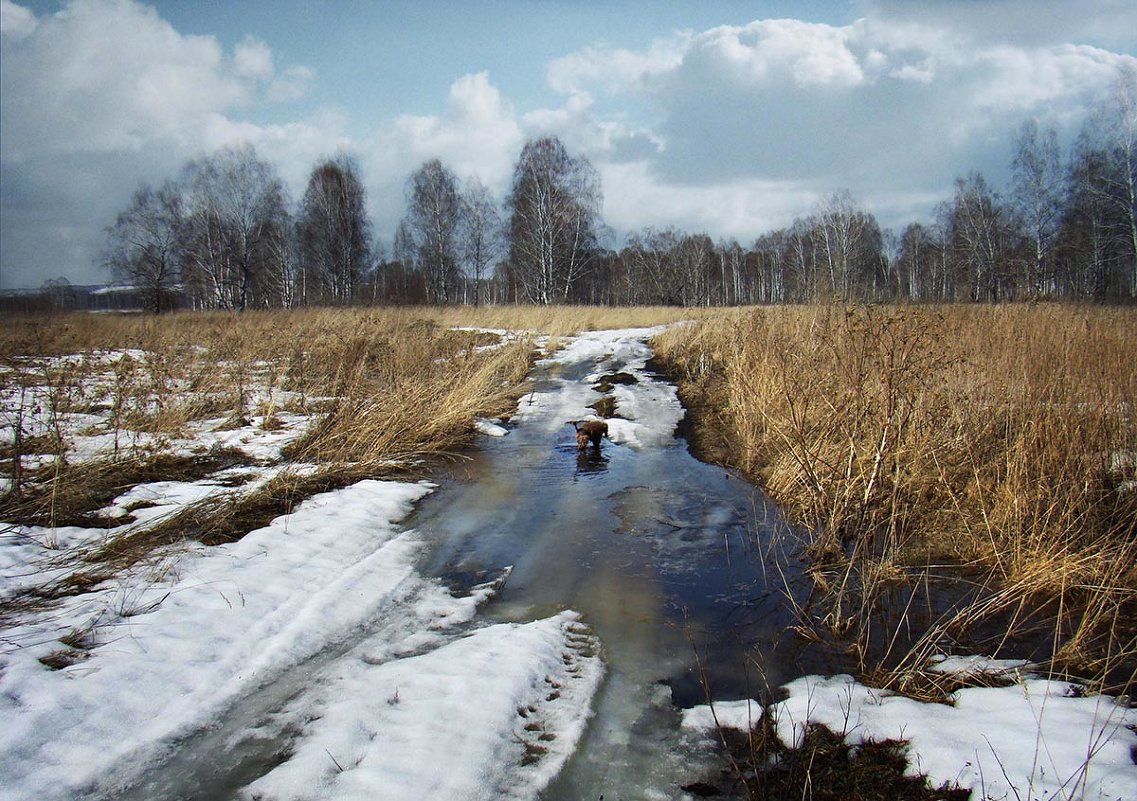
[1,0,248,159]
[548,35,688,97]
[548,12,1135,239]
[0,0,320,163]
[1,0,1134,288]
[268,65,316,103]
[0,0,328,288]
[0,0,36,39]
[233,35,274,80]
[700,19,866,87]
[600,162,819,242]
[375,71,523,193]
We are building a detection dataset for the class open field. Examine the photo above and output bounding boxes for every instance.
[3,302,1133,683]
[652,304,1137,693]
[1,304,1135,800]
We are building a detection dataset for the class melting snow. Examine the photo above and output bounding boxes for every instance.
[5,328,1132,801]
[0,479,603,801]
[686,672,1137,800]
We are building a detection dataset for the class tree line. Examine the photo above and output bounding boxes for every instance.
[105,68,1136,311]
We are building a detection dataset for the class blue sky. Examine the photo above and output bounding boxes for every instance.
[1,0,1135,289]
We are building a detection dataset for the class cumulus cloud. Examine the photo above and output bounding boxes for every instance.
[547,11,1135,238]
[0,0,36,39]
[858,0,1137,51]
[1,0,1133,288]
[0,0,328,287]
[369,71,523,207]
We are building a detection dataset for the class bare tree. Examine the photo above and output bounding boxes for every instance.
[894,222,943,302]
[1011,120,1063,297]
[103,180,182,314]
[461,176,502,306]
[297,156,371,305]
[507,137,603,304]
[180,144,290,310]
[943,173,1020,302]
[625,227,680,304]
[674,233,714,306]
[810,190,884,300]
[402,159,464,304]
[1078,66,1137,297]
[1061,144,1124,299]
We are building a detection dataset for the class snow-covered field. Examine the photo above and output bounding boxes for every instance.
[2,328,1134,800]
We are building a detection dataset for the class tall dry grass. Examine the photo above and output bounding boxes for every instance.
[653,304,1137,689]
[2,304,700,531]
[0,307,541,527]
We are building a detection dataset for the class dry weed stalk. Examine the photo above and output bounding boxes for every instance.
[653,304,1137,689]
[0,307,540,607]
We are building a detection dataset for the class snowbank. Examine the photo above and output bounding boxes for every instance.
[0,478,603,801]
[688,672,1137,801]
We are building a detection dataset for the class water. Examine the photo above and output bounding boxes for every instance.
[407,348,817,799]
[112,334,827,800]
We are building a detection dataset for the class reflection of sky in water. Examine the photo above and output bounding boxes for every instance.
[410,329,807,798]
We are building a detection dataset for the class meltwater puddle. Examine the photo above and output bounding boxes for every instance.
[411,328,813,799]
[0,328,810,801]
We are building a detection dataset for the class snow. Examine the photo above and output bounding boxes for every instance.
[5,328,1134,801]
[0,479,604,801]
[687,672,1137,801]
[474,416,510,437]
[512,327,685,447]
[681,699,764,733]
[243,613,603,801]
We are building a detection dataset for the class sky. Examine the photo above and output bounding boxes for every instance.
[1,0,1135,289]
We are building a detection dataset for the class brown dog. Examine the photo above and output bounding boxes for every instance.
[570,419,608,451]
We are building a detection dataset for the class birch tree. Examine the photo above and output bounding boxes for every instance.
[507,137,602,304]
[461,176,502,306]
[1010,120,1063,296]
[297,156,371,305]
[180,144,290,310]
[403,159,464,304]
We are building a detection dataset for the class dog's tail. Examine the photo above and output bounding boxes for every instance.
[568,420,581,431]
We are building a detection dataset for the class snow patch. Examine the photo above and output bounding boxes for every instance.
[681,699,764,733]
[770,673,1137,801]
[512,327,683,448]
[242,613,604,801]
[475,417,510,437]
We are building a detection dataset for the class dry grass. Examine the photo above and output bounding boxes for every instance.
[1,305,695,612]
[653,304,1137,691]
[0,307,552,615]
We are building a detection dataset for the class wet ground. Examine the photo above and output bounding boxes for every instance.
[111,330,829,801]
[409,334,830,799]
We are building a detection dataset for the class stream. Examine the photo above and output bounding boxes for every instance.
[412,329,823,798]
[109,328,829,801]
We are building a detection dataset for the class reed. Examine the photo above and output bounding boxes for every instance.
[653,304,1137,689]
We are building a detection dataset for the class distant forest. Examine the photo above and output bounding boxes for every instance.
[28,68,1137,313]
